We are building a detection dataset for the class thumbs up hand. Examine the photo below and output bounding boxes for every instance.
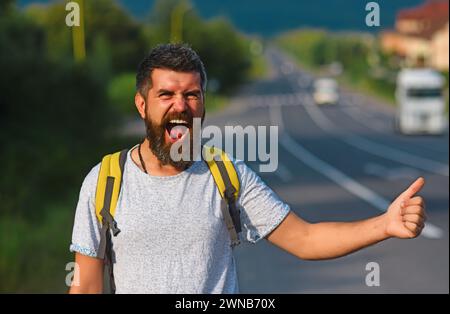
[384,177,427,239]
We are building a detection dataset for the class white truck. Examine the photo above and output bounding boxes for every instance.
[395,68,447,135]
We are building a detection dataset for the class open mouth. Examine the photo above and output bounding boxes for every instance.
[165,119,191,142]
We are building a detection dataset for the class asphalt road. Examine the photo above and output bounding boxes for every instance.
[206,48,449,293]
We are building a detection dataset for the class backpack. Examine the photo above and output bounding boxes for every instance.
[94,145,241,293]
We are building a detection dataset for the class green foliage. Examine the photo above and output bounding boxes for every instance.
[248,51,268,80]
[26,0,148,74]
[0,5,130,292]
[275,30,327,70]
[108,72,137,116]
[147,0,253,94]
[276,29,396,103]
[0,11,116,221]
[185,17,252,93]
[276,30,371,71]
[83,0,148,73]
[0,201,74,293]
[0,0,264,292]
[205,93,228,113]
[26,2,72,62]
[0,0,15,15]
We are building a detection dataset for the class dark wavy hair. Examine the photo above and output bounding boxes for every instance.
[136,43,207,99]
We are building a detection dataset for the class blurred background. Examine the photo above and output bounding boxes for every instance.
[0,0,448,293]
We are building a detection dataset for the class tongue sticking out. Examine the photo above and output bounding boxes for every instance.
[169,125,189,140]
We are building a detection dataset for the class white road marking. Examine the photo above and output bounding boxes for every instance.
[298,93,449,177]
[340,102,450,155]
[275,163,294,182]
[363,163,421,181]
[344,134,449,176]
[269,104,443,239]
[235,91,448,174]
[341,105,389,133]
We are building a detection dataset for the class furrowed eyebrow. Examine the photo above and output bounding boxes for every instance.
[184,89,201,96]
[157,89,174,95]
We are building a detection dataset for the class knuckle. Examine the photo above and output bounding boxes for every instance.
[418,196,424,205]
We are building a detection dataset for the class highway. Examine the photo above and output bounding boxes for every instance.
[206,48,449,293]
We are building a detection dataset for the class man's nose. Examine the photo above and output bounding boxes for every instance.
[172,95,188,112]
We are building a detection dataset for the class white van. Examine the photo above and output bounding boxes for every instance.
[313,78,339,105]
[395,68,446,135]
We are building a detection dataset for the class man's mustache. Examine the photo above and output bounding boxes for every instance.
[159,111,194,128]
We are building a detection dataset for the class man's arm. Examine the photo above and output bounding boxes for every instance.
[68,253,104,294]
[267,177,427,260]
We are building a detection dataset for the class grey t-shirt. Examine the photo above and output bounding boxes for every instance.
[70,146,290,293]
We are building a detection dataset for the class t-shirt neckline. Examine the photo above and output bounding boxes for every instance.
[127,143,202,181]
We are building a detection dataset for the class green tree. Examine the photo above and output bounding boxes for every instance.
[185,17,251,93]
[0,11,114,220]
[0,0,15,15]
[26,0,148,74]
[146,0,252,94]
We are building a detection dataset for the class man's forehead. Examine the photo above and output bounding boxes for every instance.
[150,68,201,90]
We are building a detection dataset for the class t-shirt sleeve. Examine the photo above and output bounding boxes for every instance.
[234,159,291,244]
[69,163,102,258]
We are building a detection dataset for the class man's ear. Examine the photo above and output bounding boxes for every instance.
[201,92,206,123]
[135,92,146,119]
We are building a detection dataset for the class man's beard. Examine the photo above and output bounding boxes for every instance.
[144,110,200,171]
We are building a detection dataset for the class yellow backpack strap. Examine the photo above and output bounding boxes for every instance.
[95,154,111,224]
[203,146,241,247]
[95,149,127,268]
[95,150,127,224]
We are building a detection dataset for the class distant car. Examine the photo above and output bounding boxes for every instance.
[395,68,446,135]
[313,78,339,105]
